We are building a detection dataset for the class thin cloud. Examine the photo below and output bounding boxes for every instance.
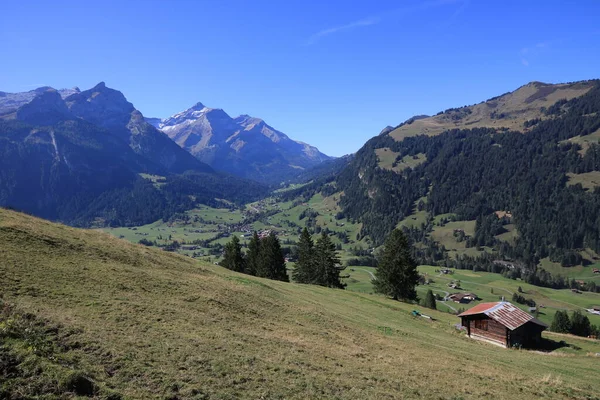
[520,41,552,67]
[304,0,467,46]
[305,17,380,45]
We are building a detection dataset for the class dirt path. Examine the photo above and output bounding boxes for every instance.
[429,288,457,312]
[360,269,376,280]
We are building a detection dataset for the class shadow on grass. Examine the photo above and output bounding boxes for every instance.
[533,338,581,352]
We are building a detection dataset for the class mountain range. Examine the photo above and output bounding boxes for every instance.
[148,103,332,183]
[0,83,266,225]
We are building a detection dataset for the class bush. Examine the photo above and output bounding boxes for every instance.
[60,371,96,396]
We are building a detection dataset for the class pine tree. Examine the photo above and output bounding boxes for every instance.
[423,289,437,310]
[245,231,261,276]
[313,231,345,288]
[221,235,245,273]
[550,310,571,333]
[570,310,591,337]
[373,229,419,301]
[258,232,289,282]
[292,228,316,284]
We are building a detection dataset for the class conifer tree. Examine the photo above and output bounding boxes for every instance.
[245,231,261,276]
[423,289,437,310]
[258,232,289,282]
[292,228,316,284]
[314,231,345,288]
[221,235,245,273]
[373,229,419,301]
[550,310,571,333]
[570,310,591,337]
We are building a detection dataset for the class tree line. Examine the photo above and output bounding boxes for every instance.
[221,228,424,306]
[551,309,599,339]
[220,232,288,281]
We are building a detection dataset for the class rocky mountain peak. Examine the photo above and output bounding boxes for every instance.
[158,100,332,183]
[190,101,206,111]
[16,90,71,125]
[65,82,135,131]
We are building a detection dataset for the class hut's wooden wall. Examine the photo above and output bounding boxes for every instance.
[465,316,507,346]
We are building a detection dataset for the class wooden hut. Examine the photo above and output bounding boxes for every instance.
[458,302,548,348]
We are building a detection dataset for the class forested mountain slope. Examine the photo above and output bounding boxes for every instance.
[286,80,600,277]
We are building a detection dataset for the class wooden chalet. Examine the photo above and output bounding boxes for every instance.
[448,293,477,303]
[458,301,548,348]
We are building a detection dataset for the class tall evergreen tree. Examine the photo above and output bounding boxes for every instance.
[220,235,245,273]
[550,310,571,333]
[292,227,316,284]
[423,289,437,310]
[314,231,345,288]
[373,229,419,301]
[245,231,261,276]
[570,310,592,337]
[258,232,289,282]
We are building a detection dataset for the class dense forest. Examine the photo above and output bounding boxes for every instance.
[283,80,600,276]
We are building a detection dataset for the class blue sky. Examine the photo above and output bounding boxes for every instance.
[1,0,599,156]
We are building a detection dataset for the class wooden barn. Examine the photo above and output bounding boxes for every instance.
[458,302,548,348]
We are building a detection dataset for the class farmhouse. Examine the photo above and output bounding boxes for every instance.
[458,301,548,348]
[593,268,600,274]
[448,293,478,303]
[587,307,600,316]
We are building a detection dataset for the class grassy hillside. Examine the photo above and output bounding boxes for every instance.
[389,81,594,141]
[2,208,600,399]
[343,265,600,327]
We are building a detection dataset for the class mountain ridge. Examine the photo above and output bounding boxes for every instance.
[0,83,268,226]
[389,80,596,141]
[153,101,332,184]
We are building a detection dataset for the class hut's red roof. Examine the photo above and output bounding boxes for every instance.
[458,301,548,331]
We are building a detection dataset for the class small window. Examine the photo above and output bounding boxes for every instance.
[474,319,488,331]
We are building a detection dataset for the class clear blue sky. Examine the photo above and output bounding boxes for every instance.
[2,0,599,156]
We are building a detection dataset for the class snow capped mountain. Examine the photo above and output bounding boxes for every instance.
[152,103,332,183]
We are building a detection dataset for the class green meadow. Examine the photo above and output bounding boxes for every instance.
[2,208,600,399]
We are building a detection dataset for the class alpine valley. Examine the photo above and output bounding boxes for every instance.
[2,79,600,400]
[90,79,600,291]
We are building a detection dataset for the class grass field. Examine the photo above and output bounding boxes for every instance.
[342,264,600,328]
[566,171,600,191]
[539,255,600,281]
[2,208,600,399]
[561,127,600,155]
[375,148,427,173]
[102,190,371,265]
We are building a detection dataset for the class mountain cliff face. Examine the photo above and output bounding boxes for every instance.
[155,103,332,183]
[63,82,212,174]
[0,83,265,225]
